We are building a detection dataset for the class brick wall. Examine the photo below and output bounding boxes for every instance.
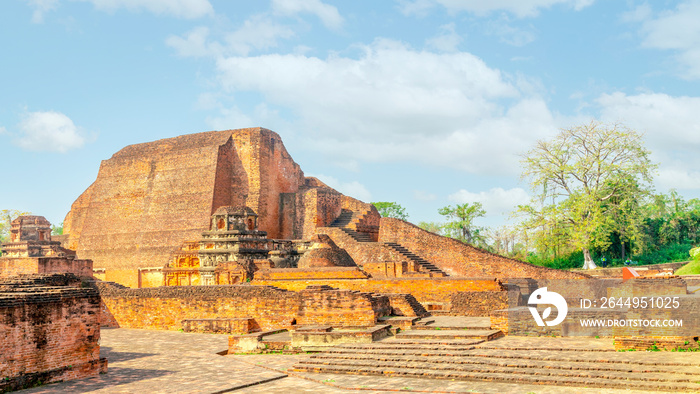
[449,291,510,316]
[96,283,390,330]
[0,257,92,279]
[379,218,589,279]
[491,296,700,337]
[300,187,343,240]
[255,267,369,280]
[253,277,504,304]
[63,128,364,288]
[0,274,107,392]
[297,286,391,327]
[582,262,687,278]
[0,258,38,278]
[316,227,404,267]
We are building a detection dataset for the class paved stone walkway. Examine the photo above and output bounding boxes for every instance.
[17,328,695,393]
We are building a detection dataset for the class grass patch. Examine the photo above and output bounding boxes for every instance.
[675,259,700,275]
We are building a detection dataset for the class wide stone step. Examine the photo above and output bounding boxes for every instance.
[322,347,478,357]
[302,352,700,376]
[297,357,700,383]
[291,363,700,392]
[324,343,478,351]
[396,329,502,341]
[465,347,700,366]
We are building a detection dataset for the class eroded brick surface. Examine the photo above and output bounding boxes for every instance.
[0,274,107,392]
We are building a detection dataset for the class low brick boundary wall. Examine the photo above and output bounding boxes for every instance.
[0,274,107,391]
[95,283,391,331]
[182,318,255,334]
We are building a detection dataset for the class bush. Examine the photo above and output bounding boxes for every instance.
[526,251,584,270]
[632,242,693,266]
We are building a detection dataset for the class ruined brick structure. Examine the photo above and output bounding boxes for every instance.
[64,128,371,287]
[164,206,309,286]
[95,282,392,331]
[63,127,587,288]
[0,274,107,391]
[0,216,93,279]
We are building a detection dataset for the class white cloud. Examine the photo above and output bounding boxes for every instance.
[77,0,213,19]
[15,111,86,152]
[166,16,295,57]
[272,0,343,30]
[224,15,295,56]
[656,168,700,190]
[25,0,59,23]
[413,190,437,201]
[485,18,537,47]
[596,91,700,191]
[399,0,595,18]
[166,27,220,58]
[448,187,530,216]
[636,1,700,79]
[206,102,290,134]
[621,4,652,23]
[308,174,372,202]
[0,126,7,135]
[425,23,462,52]
[211,39,557,176]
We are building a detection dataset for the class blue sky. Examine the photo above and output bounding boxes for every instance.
[2,0,700,231]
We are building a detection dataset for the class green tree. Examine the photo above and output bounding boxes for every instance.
[372,202,409,220]
[519,122,656,269]
[418,221,443,235]
[51,222,64,236]
[438,202,486,244]
[0,209,32,243]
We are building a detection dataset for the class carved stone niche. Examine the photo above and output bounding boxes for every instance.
[210,206,259,232]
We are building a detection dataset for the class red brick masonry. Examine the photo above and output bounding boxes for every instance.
[0,274,107,392]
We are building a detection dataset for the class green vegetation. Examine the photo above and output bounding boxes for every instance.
[51,222,64,235]
[372,201,409,220]
[438,202,486,245]
[417,221,443,235]
[676,247,700,275]
[518,122,656,269]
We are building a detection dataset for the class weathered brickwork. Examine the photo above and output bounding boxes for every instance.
[1,216,93,280]
[182,318,254,334]
[253,277,504,305]
[96,283,391,331]
[613,336,700,351]
[380,293,430,317]
[584,262,687,278]
[63,128,374,287]
[0,257,93,279]
[0,274,107,392]
[316,227,404,267]
[254,267,369,280]
[298,286,391,327]
[449,291,510,317]
[379,218,589,279]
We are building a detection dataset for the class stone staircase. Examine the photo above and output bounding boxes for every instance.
[329,210,374,242]
[383,242,447,277]
[327,209,448,277]
[292,331,700,392]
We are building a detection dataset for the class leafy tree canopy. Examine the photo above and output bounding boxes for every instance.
[372,202,409,220]
[518,122,657,269]
[438,202,486,244]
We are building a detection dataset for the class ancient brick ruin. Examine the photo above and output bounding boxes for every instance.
[0,216,93,279]
[62,127,586,290]
[1,127,698,391]
[0,274,107,392]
